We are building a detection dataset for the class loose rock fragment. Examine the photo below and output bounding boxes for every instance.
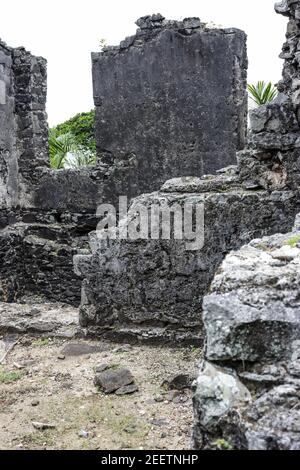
[94,368,135,394]
[32,422,56,431]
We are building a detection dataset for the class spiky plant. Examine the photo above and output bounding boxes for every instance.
[247,81,278,106]
[49,131,77,169]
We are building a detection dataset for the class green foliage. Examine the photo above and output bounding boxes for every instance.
[52,110,96,153]
[32,338,50,347]
[247,81,278,106]
[49,110,97,169]
[49,131,77,169]
[66,148,96,169]
[212,438,233,450]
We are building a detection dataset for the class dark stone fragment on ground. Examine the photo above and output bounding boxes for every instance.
[167,390,189,404]
[94,368,135,394]
[163,374,195,391]
[115,384,139,396]
[150,418,168,427]
[61,342,109,357]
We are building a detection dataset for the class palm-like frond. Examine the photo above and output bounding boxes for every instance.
[65,148,97,168]
[49,131,77,169]
[247,81,278,106]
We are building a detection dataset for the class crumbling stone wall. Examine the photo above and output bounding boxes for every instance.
[191,1,300,450]
[0,41,86,304]
[0,39,141,305]
[0,40,18,211]
[0,40,48,212]
[92,15,248,192]
[238,1,300,191]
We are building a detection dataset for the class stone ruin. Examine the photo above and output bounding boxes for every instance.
[0,15,247,309]
[75,8,300,343]
[192,0,300,450]
[0,10,298,343]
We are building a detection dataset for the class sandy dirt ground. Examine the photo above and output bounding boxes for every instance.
[0,335,200,450]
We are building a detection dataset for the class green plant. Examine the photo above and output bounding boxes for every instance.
[189,346,201,357]
[284,234,300,248]
[51,110,96,153]
[247,81,278,106]
[0,367,24,384]
[49,131,77,169]
[49,131,96,170]
[65,147,97,169]
[213,438,233,450]
[32,338,50,347]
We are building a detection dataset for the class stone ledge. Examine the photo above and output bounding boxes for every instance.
[0,302,79,338]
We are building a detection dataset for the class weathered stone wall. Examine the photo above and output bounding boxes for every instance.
[0,41,85,304]
[192,2,300,449]
[0,39,137,305]
[0,40,48,211]
[13,47,49,208]
[92,15,248,194]
[75,171,300,343]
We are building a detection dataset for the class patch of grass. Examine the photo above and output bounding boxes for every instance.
[38,395,150,450]
[32,338,50,347]
[189,346,201,357]
[110,414,149,437]
[78,397,149,438]
[0,367,24,384]
[284,234,300,248]
[21,429,56,448]
[212,438,233,450]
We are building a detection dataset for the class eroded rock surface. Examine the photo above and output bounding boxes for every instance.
[94,368,136,394]
[204,229,300,362]
[193,213,300,450]
[0,302,78,338]
[93,16,248,189]
[75,173,300,343]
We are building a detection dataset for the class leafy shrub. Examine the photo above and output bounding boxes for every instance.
[51,110,96,153]
[49,110,97,169]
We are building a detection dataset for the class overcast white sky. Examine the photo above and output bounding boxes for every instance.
[1,0,286,126]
